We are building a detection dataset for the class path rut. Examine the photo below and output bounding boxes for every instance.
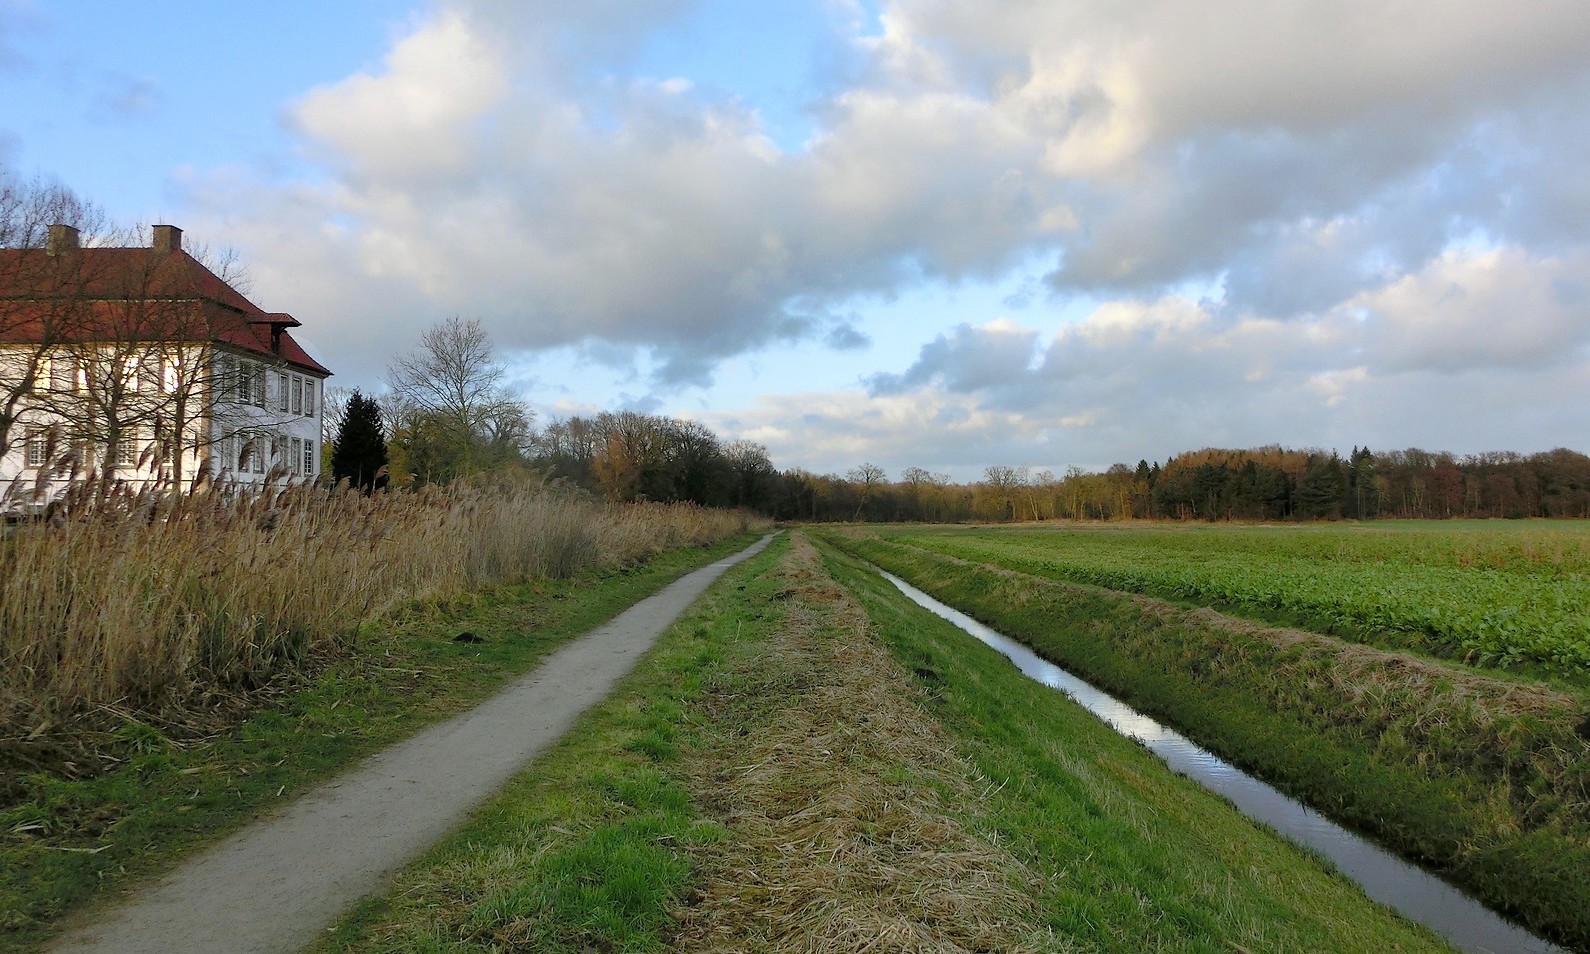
[48,534,774,954]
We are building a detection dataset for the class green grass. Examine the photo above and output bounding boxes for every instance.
[0,533,760,954]
[814,538,1451,953]
[871,521,1590,674]
[826,530,1590,950]
[307,535,793,954]
[310,531,1454,953]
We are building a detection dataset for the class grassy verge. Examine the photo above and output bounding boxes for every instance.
[0,533,759,954]
[307,534,797,954]
[825,531,1590,950]
[310,532,1451,953]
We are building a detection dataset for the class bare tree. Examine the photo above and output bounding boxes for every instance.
[591,410,671,501]
[530,414,604,485]
[385,317,532,483]
[724,439,775,509]
[320,385,355,442]
[980,465,1029,521]
[0,170,112,250]
[0,171,120,465]
[34,231,276,487]
[847,462,886,520]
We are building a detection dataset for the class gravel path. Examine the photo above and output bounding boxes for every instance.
[48,534,773,954]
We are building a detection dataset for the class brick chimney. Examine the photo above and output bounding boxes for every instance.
[151,224,183,254]
[46,223,80,255]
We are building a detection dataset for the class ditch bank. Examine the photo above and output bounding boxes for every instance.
[823,532,1590,952]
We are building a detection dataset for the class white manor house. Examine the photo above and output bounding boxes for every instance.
[0,224,331,502]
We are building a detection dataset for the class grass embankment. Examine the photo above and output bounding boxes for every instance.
[0,530,761,953]
[827,531,1590,950]
[312,532,1451,953]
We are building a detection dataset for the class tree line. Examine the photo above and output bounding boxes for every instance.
[750,447,1590,523]
[328,312,1590,521]
[326,316,786,510]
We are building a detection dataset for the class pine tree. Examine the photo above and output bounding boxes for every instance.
[1297,453,1347,520]
[331,390,388,492]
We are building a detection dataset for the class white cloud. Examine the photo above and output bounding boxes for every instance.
[816,238,1590,475]
[871,318,1041,393]
[175,0,1590,471]
[292,10,509,183]
[1353,247,1590,374]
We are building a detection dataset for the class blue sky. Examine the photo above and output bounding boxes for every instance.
[4,0,1588,480]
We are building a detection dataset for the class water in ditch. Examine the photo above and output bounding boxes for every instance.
[879,570,1566,954]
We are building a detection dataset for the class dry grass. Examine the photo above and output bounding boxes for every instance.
[669,534,1058,953]
[0,477,758,728]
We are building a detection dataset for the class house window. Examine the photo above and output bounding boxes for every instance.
[302,380,315,417]
[292,377,303,415]
[113,434,137,467]
[26,433,48,468]
[277,373,290,413]
[302,438,315,476]
[290,437,302,474]
[252,367,266,407]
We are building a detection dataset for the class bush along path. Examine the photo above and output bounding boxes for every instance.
[310,532,1451,954]
[34,533,774,954]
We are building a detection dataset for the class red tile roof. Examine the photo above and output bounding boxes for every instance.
[0,244,331,376]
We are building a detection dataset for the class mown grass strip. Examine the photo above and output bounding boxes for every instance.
[310,531,1454,953]
[0,534,759,954]
[669,533,1051,951]
[826,531,1590,951]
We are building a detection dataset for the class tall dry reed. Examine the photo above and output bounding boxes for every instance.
[1,478,758,718]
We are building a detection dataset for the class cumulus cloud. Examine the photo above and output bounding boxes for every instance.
[871,318,1040,394]
[817,243,1590,476]
[293,11,508,183]
[1354,247,1590,374]
[180,0,1590,469]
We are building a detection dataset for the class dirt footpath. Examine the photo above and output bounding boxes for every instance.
[48,534,773,954]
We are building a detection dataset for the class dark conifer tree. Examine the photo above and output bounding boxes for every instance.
[331,390,388,492]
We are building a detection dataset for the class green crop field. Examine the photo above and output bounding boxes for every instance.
[875,520,1590,674]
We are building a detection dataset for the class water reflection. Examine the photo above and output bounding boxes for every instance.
[879,570,1565,954]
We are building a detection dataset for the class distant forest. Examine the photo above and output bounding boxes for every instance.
[524,413,1589,523]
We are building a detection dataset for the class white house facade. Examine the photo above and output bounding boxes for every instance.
[0,224,331,505]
